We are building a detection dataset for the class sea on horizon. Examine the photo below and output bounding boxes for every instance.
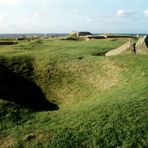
[0,33,146,39]
[0,33,68,39]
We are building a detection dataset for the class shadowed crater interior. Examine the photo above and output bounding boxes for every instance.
[0,64,59,111]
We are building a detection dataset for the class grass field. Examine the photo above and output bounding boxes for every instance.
[0,37,148,147]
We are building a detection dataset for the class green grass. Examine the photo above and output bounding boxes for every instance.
[0,37,148,147]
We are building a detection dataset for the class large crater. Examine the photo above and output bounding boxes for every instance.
[0,58,58,111]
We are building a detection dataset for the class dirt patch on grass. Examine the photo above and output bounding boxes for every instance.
[0,137,15,148]
[22,132,52,145]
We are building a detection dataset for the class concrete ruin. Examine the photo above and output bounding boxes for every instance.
[69,32,92,37]
[105,39,136,56]
[136,36,148,54]
[106,36,148,56]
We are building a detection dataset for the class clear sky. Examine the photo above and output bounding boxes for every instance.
[0,0,148,33]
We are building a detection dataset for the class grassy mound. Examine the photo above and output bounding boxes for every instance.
[0,38,148,147]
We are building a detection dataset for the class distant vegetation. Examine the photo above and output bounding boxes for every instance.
[0,37,147,147]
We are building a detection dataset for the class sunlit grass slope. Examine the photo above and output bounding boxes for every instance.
[0,38,147,147]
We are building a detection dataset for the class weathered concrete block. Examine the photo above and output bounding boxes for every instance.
[105,39,135,56]
[136,36,148,54]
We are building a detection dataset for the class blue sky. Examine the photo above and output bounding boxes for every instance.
[0,0,148,33]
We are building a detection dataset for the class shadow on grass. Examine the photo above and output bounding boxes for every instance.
[91,51,107,56]
[0,64,59,111]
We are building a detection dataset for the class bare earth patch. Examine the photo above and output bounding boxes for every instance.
[0,137,15,148]
[22,131,52,145]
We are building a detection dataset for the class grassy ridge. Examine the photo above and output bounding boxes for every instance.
[0,38,148,147]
